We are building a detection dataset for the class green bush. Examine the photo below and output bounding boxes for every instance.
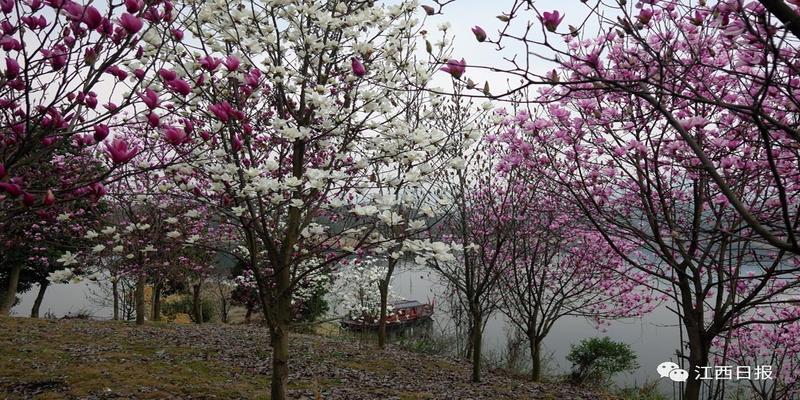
[567,337,638,387]
[162,295,215,323]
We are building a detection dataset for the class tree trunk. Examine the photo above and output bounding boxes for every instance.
[684,335,710,400]
[530,336,542,382]
[245,306,252,323]
[112,279,120,321]
[150,282,162,322]
[192,283,203,324]
[0,264,22,315]
[465,315,474,360]
[471,309,482,383]
[30,280,49,318]
[269,264,292,400]
[135,272,146,325]
[219,287,229,324]
[377,279,389,349]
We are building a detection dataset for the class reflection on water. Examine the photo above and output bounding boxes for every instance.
[12,267,682,394]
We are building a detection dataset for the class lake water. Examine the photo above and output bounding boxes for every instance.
[10,267,684,395]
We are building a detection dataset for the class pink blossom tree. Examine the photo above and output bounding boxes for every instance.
[0,0,177,219]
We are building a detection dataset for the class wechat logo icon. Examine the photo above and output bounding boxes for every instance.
[657,361,688,382]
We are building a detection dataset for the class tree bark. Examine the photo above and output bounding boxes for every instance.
[684,333,710,400]
[219,284,229,323]
[192,283,203,324]
[269,264,292,400]
[112,279,119,321]
[530,336,542,382]
[377,258,397,349]
[471,308,482,383]
[150,281,162,322]
[377,279,389,349]
[135,272,146,325]
[30,280,49,318]
[0,264,22,315]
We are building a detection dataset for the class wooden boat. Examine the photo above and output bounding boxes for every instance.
[340,299,434,331]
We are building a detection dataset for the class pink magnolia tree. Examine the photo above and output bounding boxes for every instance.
[0,0,180,218]
[712,305,800,399]
[482,159,655,381]
[474,0,800,257]
[421,1,800,397]
[489,94,800,399]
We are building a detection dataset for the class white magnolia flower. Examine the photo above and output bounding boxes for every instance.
[91,244,106,253]
[101,226,116,235]
[48,268,75,283]
[113,245,124,253]
[449,157,466,170]
[353,205,379,216]
[186,209,200,218]
[57,252,78,266]
[407,219,426,231]
[57,213,71,221]
[166,231,182,239]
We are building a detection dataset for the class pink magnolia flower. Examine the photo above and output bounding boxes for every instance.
[441,59,466,79]
[166,79,191,96]
[4,57,19,78]
[170,28,184,41]
[0,0,12,14]
[105,139,138,164]
[0,182,22,197]
[637,8,654,25]
[199,56,221,71]
[139,88,160,109]
[93,124,110,141]
[471,26,487,42]
[125,0,142,13]
[105,65,128,80]
[41,45,67,70]
[223,55,240,71]
[0,163,5,178]
[158,68,177,81]
[163,125,189,145]
[43,190,55,206]
[351,58,366,77]
[0,36,21,51]
[22,192,35,206]
[541,11,564,32]
[88,182,106,201]
[678,116,710,130]
[83,6,103,30]
[208,102,242,122]
[118,13,143,34]
[147,112,160,127]
[208,103,230,122]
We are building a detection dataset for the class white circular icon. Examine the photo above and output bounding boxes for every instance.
[657,361,680,378]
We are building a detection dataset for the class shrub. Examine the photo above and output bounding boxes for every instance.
[162,295,215,323]
[567,337,638,387]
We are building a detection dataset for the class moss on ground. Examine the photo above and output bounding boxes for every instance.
[0,317,611,399]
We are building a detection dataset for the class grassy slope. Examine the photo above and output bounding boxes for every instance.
[0,317,612,399]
